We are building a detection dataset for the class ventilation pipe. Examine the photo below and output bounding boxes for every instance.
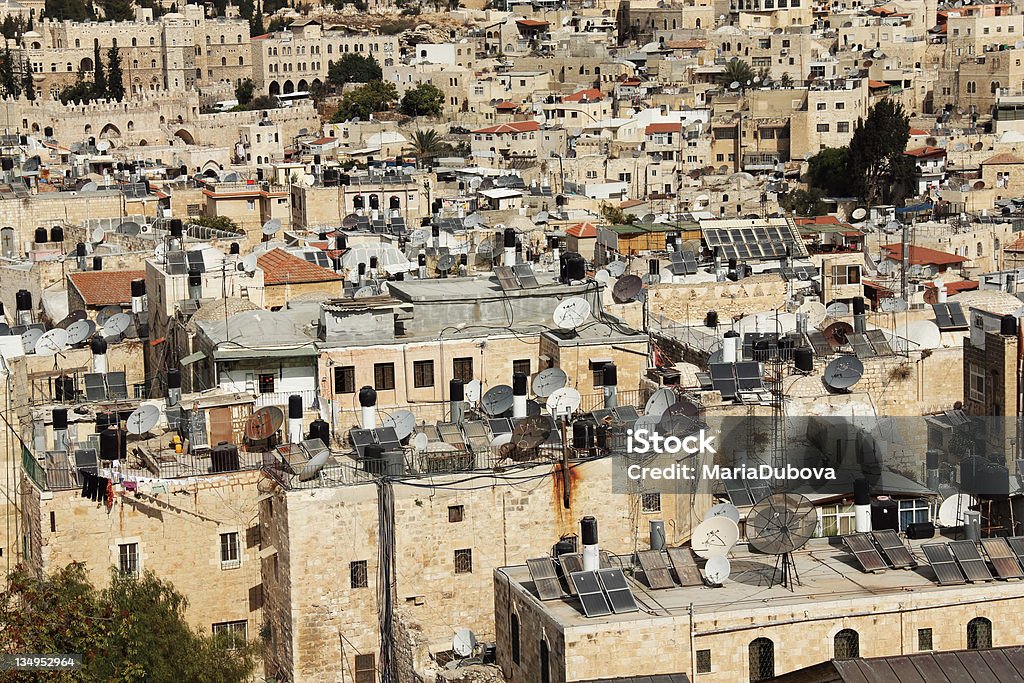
[581,516,599,572]
[649,520,666,550]
[852,296,866,335]
[76,242,87,270]
[188,269,202,300]
[167,368,181,407]
[549,236,560,272]
[512,372,528,418]
[854,478,871,533]
[288,394,303,445]
[450,379,465,425]
[90,336,107,374]
[358,386,377,429]
[432,224,440,250]
[357,262,366,288]
[723,330,739,364]
[602,362,618,409]
[15,289,32,325]
[649,258,660,281]
[503,228,516,267]
[52,407,69,453]
[130,279,146,315]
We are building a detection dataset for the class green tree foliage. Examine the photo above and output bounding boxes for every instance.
[399,82,444,118]
[106,46,124,101]
[719,59,754,87]
[192,215,243,233]
[92,45,106,101]
[43,0,95,21]
[102,0,134,20]
[59,78,95,103]
[327,53,382,89]
[0,563,257,681]
[0,46,20,99]
[1,15,26,39]
[600,202,634,225]
[779,188,827,216]
[407,129,444,167]
[21,65,34,101]
[779,73,793,88]
[330,80,397,122]
[235,78,255,105]
[806,146,850,197]
[848,99,916,205]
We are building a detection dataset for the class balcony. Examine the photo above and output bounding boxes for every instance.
[743,153,782,170]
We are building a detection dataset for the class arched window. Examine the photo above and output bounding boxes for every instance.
[239,57,244,65]
[749,638,774,682]
[237,34,242,43]
[369,194,380,210]
[834,629,859,659]
[132,38,137,46]
[150,37,155,46]
[127,120,134,131]
[968,617,992,649]
[75,39,80,48]
[220,35,225,44]
[221,57,226,66]
[133,60,138,69]
[389,196,400,210]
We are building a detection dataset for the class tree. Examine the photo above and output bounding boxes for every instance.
[0,563,257,681]
[806,146,850,197]
[719,59,754,87]
[399,82,444,118]
[192,215,243,233]
[327,53,382,89]
[331,79,397,122]
[600,202,633,225]
[779,188,827,216]
[235,78,255,105]
[407,129,444,168]
[43,0,95,21]
[59,78,95,104]
[21,62,34,101]
[102,0,134,20]
[848,99,916,205]
[92,44,106,101]
[779,72,793,88]
[106,45,124,101]
[0,46,20,99]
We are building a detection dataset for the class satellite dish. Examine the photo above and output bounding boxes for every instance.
[612,275,644,304]
[223,171,240,183]
[633,413,660,435]
[797,301,827,328]
[902,320,942,350]
[298,446,333,482]
[102,312,132,338]
[547,387,581,417]
[823,355,864,391]
[938,493,977,527]
[154,243,166,261]
[606,261,626,278]
[824,302,849,318]
[553,297,592,330]
[703,556,731,584]
[437,254,456,272]
[509,415,553,454]
[464,379,481,403]
[823,321,854,347]
[383,409,416,441]
[117,221,142,236]
[65,319,96,345]
[245,405,285,440]
[729,81,741,90]
[82,181,99,192]
[90,227,105,243]
[343,214,359,229]
[412,432,429,453]
[242,253,258,273]
[880,296,908,313]
[705,502,741,524]
[34,328,68,356]
[410,229,428,246]
[532,367,567,398]
[851,207,867,221]
[482,385,514,416]
[691,516,740,559]
[262,218,282,236]
[453,629,477,658]
[21,328,43,353]
[126,404,161,435]
[96,305,121,327]
[644,387,677,417]
[354,286,375,298]
[595,269,611,285]
[746,493,817,555]
[95,139,110,152]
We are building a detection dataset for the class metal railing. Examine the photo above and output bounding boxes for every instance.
[255,389,319,410]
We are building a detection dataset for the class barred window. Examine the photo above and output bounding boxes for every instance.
[350,560,368,588]
[454,548,473,574]
[834,629,859,659]
[413,360,434,388]
[212,620,247,650]
[118,543,139,575]
[696,649,712,673]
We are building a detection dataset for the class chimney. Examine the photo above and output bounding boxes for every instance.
[854,478,871,533]
[581,516,599,572]
[167,367,181,407]
[512,372,528,418]
[288,394,303,445]
[52,407,69,453]
[130,279,146,315]
[358,386,377,429]
[504,228,516,267]
[450,379,465,424]
[602,362,618,408]
[90,336,107,374]
[853,296,866,335]
[15,289,32,325]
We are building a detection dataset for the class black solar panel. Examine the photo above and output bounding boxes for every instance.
[872,530,916,568]
[934,303,969,331]
[636,550,675,589]
[166,251,187,275]
[735,362,763,390]
[494,266,519,291]
[806,330,833,356]
[981,538,1024,579]
[597,568,639,613]
[186,251,206,274]
[571,570,612,617]
[558,553,584,594]
[725,479,753,507]
[513,263,540,288]
[666,546,703,586]
[611,406,639,423]
[949,540,994,582]
[526,558,565,600]
[84,373,107,401]
[923,543,967,585]
[948,302,968,327]
[106,372,128,399]
[845,533,888,572]
[848,333,876,359]
[488,418,512,435]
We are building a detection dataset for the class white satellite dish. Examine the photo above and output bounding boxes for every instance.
[607,261,626,278]
[644,387,677,417]
[902,320,942,350]
[81,181,99,192]
[547,387,581,417]
[938,493,977,527]
[102,312,132,338]
[126,404,161,435]
[532,367,567,398]
[464,379,482,403]
[595,269,611,285]
[154,243,166,262]
[412,432,429,453]
[91,228,105,244]
[242,253,258,273]
[705,502,741,524]
[21,328,43,354]
[851,207,867,221]
[490,432,513,450]
[382,409,416,441]
[703,556,731,584]
[66,319,96,346]
[34,328,68,356]
[797,301,827,328]
[553,297,591,330]
[298,446,333,482]
[354,286,375,298]
[453,629,477,658]
[691,516,740,559]
[262,218,282,236]
[95,139,111,152]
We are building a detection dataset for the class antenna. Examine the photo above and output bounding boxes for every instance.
[126,404,161,435]
[245,405,284,441]
[102,312,132,339]
[382,409,416,441]
[34,328,68,356]
[691,516,740,558]
[746,493,817,589]
[553,297,591,330]
[705,502,741,524]
[262,218,282,237]
[823,356,864,391]
[481,385,514,417]
[644,387,677,417]
[65,319,96,346]
[531,367,567,398]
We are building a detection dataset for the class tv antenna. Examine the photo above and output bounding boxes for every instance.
[746,493,817,589]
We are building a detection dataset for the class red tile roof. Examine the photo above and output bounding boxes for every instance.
[881,243,968,266]
[1003,235,1024,252]
[982,152,1024,165]
[495,100,518,110]
[516,19,549,27]
[905,146,945,158]
[645,122,682,135]
[308,137,336,146]
[257,248,343,286]
[472,121,541,134]
[68,270,146,307]
[909,127,930,136]
[923,280,978,294]
[794,215,841,225]
[562,88,603,102]
[567,222,598,238]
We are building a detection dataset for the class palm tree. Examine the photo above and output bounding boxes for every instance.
[719,59,755,88]
[407,129,444,169]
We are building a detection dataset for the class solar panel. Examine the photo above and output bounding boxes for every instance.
[526,558,565,600]
[872,530,916,568]
[864,329,895,356]
[981,538,1024,579]
[806,330,833,356]
[845,533,888,573]
[462,421,490,451]
[1008,537,1024,566]
[84,373,107,401]
[611,406,639,424]
[666,546,703,586]
[571,570,612,617]
[597,568,639,614]
[166,250,187,275]
[513,263,540,288]
[948,302,968,327]
[488,418,512,435]
[106,372,128,399]
[847,333,876,359]
[303,251,331,268]
[494,265,520,291]
[934,302,969,331]
[74,448,97,473]
[923,543,967,585]
[636,550,676,589]
[735,361,764,390]
[186,250,206,274]
[949,540,994,582]
[437,423,465,448]
[724,479,753,507]
[933,303,953,330]
[558,553,584,594]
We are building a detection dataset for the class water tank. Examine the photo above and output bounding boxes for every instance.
[794,347,814,372]
[309,418,330,446]
[170,219,183,237]
[99,428,120,461]
[565,253,586,281]
[1001,315,1018,336]
[449,379,464,402]
[572,421,591,449]
[15,289,31,312]
[131,279,145,298]
[925,449,940,470]
[167,367,181,390]
[229,242,240,255]
[33,227,47,244]
[76,242,87,257]
[210,441,240,473]
[188,270,201,288]
[288,394,303,420]
[553,537,577,556]
[704,310,718,328]
[358,386,377,408]
[50,226,64,243]
[90,336,107,355]
[54,375,76,402]
[978,461,1009,499]
[95,411,115,432]
[870,498,899,530]
[52,407,68,431]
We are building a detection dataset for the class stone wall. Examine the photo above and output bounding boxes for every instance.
[646,275,790,327]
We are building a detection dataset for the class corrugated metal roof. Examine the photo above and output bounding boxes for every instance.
[576,675,690,683]
[831,647,1024,682]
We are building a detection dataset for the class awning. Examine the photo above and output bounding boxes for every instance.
[179,351,207,366]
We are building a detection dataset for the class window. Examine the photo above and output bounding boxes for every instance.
[350,560,368,588]
[540,639,550,683]
[374,363,395,391]
[832,265,861,286]
[258,373,275,394]
[454,548,473,573]
[836,102,846,110]
[220,532,240,568]
[510,613,521,664]
[641,492,661,513]
[837,122,850,133]
[355,654,375,683]
[918,627,933,651]
[817,503,855,536]
[513,359,531,376]
[334,366,355,394]
[247,199,256,211]
[816,123,830,133]
[592,363,607,388]
[212,620,247,650]
[749,638,774,682]
[816,102,826,111]
[970,364,986,402]
[968,617,992,649]
[453,357,474,383]
[898,499,930,531]
[834,629,859,659]
[696,649,712,673]
[118,542,139,575]
[413,360,434,388]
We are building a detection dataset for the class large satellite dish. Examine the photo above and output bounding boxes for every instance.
[126,404,161,435]
[705,502,741,524]
[34,328,68,356]
[262,218,282,236]
[464,379,481,403]
[824,301,849,317]
[298,446,333,482]
[851,207,867,221]
[612,275,643,304]
[823,356,864,391]
[691,516,740,559]
[437,254,456,272]
[823,321,854,347]
[703,555,731,585]
[553,297,591,330]
[353,286,375,298]
[797,301,827,328]
[382,410,416,441]
[82,181,99,193]
[103,312,132,338]
[453,629,477,658]
[21,328,43,354]
[644,387,677,417]
[242,253,258,273]
[482,385,514,416]
[938,493,978,527]
[547,387,581,417]
[902,320,942,350]
[532,367,567,398]
[746,493,817,555]
[245,405,285,440]
[595,269,611,285]
[117,221,142,236]
[509,415,552,454]
[606,261,626,278]
[96,305,121,327]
